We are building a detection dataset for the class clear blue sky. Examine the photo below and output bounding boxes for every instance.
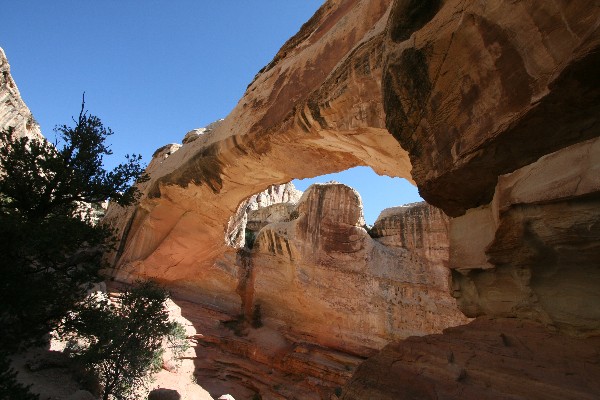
[0,1,421,224]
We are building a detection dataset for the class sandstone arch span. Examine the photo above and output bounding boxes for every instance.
[105,0,413,289]
[105,0,600,339]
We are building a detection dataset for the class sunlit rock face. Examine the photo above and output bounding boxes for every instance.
[250,184,468,356]
[0,47,43,141]
[371,202,450,267]
[184,183,467,398]
[225,182,302,248]
[103,0,409,290]
[101,0,600,398]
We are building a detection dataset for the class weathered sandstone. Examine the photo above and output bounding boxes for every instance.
[341,317,600,400]
[100,0,600,397]
[4,0,600,397]
[383,0,600,217]
[371,202,450,267]
[180,183,467,398]
[0,47,43,140]
[103,0,409,288]
[450,137,600,336]
[248,184,468,356]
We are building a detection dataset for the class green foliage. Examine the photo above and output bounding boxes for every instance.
[0,212,107,349]
[0,102,148,220]
[61,281,188,400]
[0,102,147,352]
[0,353,39,400]
[0,101,147,396]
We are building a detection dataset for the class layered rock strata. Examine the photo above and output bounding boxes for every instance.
[188,183,467,398]
[96,0,600,398]
[341,317,600,400]
[373,0,600,338]
[371,202,450,267]
[249,184,467,357]
[383,0,600,218]
[344,0,600,397]
[104,0,409,289]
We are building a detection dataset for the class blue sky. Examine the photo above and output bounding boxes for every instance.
[0,1,421,224]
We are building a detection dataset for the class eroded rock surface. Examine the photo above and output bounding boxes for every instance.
[249,184,467,356]
[371,202,450,267]
[96,0,600,398]
[0,47,43,140]
[104,0,409,288]
[186,183,467,398]
[341,317,600,400]
[383,0,600,217]
[450,137,600,336]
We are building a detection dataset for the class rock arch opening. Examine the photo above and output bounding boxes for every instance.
[293,166,422,225]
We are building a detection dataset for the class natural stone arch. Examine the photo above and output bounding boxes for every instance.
[104,0,414,291]
[104,0,600,338]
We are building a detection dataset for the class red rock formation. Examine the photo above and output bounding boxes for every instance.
[93,0,600,398]
[450,137,600,336]
[250,184,467,356]
[343,0,600,397]
[371,202,450,267]
[341,317,600,400]
[103,0,409,289]
[383,0,600,218]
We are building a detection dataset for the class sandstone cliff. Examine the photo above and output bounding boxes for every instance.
[99,0,600,398]
[182,184,468,398]
[250,184,467,356]
[0,47,43,140]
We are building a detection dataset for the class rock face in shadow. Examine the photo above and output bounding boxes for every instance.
[450,137,600,336]
[383,0,600,218]
[341,0,600,397]
[341,317,600,400]
[381,0,600,337]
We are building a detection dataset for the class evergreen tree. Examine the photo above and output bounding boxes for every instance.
[61,281,188,400]
[0,100,148,397]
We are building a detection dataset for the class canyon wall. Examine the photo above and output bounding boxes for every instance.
[250,184,467,356]
[342,0,600,398]
[183,183,467,398]
[103,0,600,397]
[381,0,600,339]
[3,0,599,397]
